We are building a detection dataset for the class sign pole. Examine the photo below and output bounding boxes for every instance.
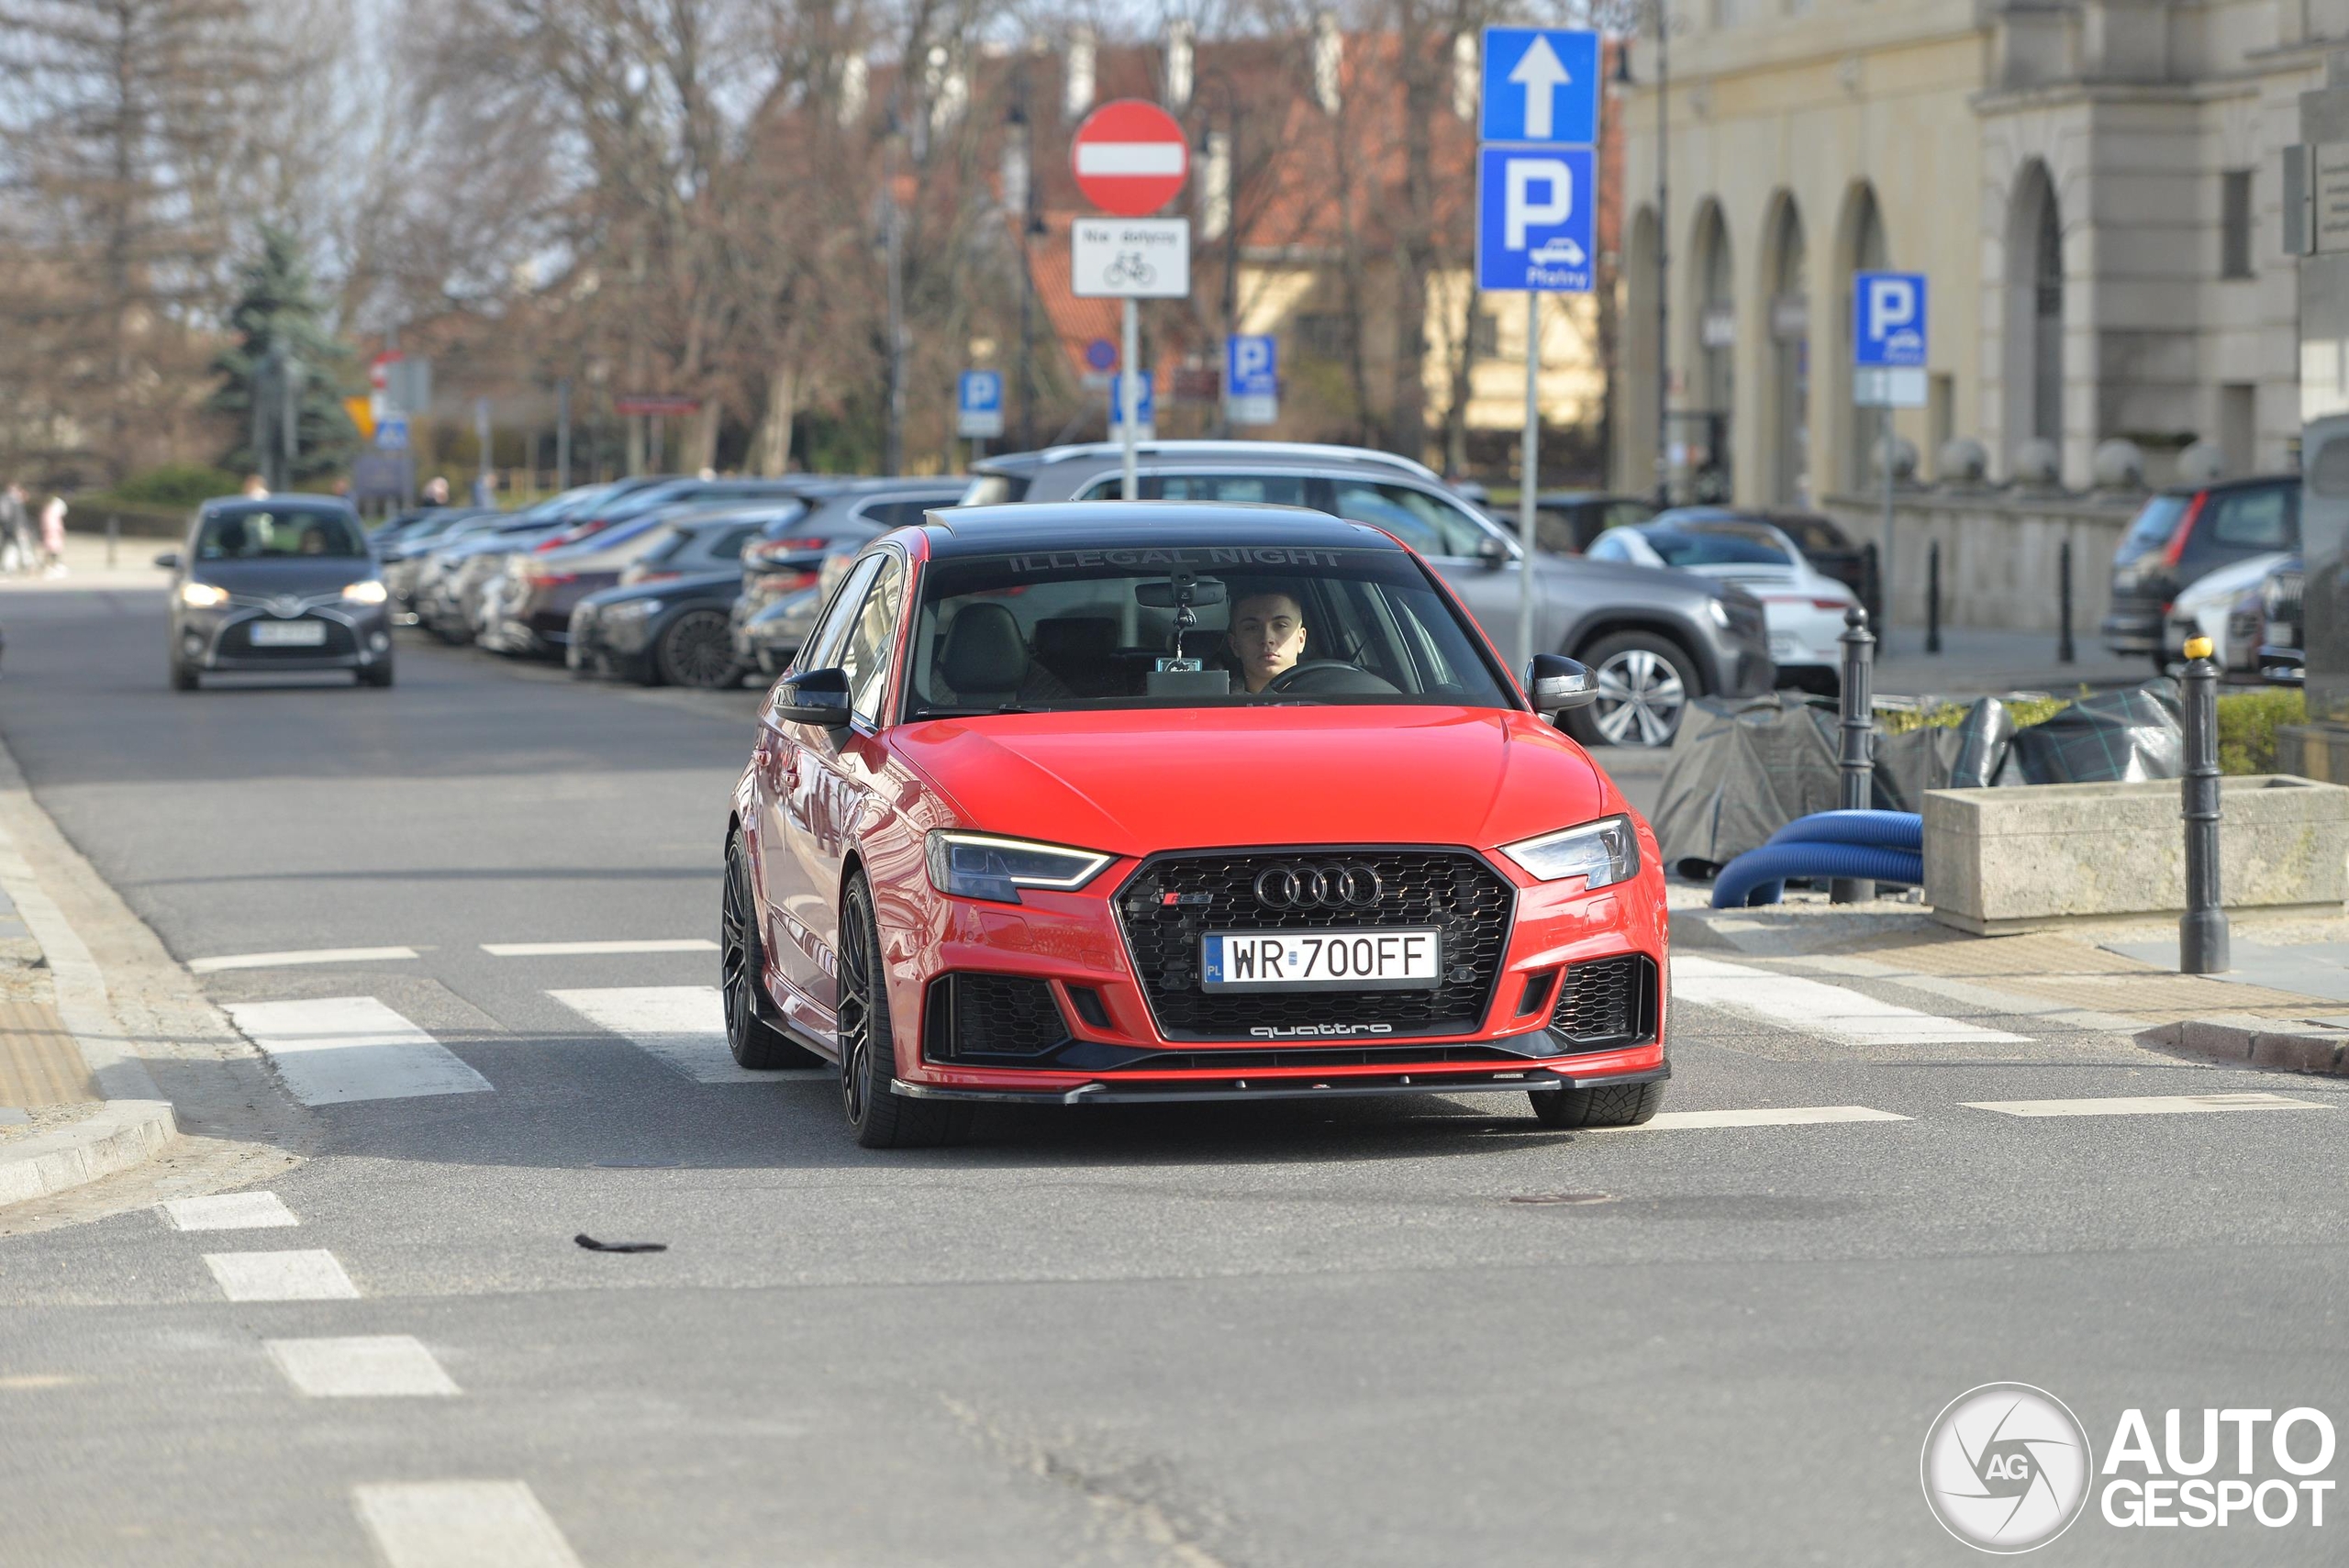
[1519,292,1539,673]
[1121,297,1140,501]
[1881,427,1896,647]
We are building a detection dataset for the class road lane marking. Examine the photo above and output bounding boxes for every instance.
[189,946,417,973]
[1592,1105,1912,1131]
[549,985,766,1083]
[225,996,493,1104]
[1670,953,2029,1046]
[352,1481,584,1568]
[161,1191,296,1230]
[268,1336,458,1397]
[204,1249,360,1301]
[1964,1092,2335,1118]
[483,939,717,957]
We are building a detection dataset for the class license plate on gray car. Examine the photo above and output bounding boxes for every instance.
[250,620,326,647]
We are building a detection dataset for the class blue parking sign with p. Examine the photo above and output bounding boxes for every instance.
[957,370,1004,439]
[1853,272,1927,367]
[1476,146,1595,294]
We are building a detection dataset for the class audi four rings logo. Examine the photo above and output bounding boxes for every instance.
[1253,864,1384,909]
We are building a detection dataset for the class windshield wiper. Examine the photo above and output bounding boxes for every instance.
[913,704,1049,717]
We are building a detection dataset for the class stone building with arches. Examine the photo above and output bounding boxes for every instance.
[1610,0,2326,504]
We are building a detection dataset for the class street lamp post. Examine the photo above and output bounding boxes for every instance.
[1193,72,1244,438]
[1615,11,1670,507]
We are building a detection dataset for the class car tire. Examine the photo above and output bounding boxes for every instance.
[838,873,968,1149]
[359,662,395,688]
[721,833,822,1070]
[170,662,198,692]
[1565,632,1698,749]
[1529,1079,1664,1129]
[653,608,740,689]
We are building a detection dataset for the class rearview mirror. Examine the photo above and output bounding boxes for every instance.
[1135,574,1227,608]
[153,551,182,571]
[770,665,852,726]
[1475,535,1509,572]
[1526,653,1596,715]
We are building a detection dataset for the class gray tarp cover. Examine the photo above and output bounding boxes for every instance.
[1650,684,2183,876]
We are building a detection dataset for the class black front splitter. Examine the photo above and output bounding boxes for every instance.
[892,1062,1669,1106]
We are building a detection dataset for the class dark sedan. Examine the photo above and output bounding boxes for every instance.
[2102,475,2299,666]
[160,497,393,690]
[570,569,748,687]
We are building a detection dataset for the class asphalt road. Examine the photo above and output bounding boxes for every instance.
[3,584,2345,1566]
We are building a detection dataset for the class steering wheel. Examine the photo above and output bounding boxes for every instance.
[1264,660,1401,696]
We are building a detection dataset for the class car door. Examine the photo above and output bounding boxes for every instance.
[1325,479,1531,662]
[757,554,882,1006]
[772,551,908,1013]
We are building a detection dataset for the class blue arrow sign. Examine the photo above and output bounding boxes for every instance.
[1853,272,1928,367]
[1480,28,1599,147]
[1475,146,1595,294]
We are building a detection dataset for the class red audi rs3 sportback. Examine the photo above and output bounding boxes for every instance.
[724,503,1670,1147]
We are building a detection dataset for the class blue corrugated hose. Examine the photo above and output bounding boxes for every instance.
[1765,810,1923,851]
[1709,841,1925,908]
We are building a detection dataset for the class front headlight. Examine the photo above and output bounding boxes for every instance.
[341,580,387,605]
[1500,815,1641,889]
[179,582,228,608]
[607,599,660,620]
[924,830,1113,905]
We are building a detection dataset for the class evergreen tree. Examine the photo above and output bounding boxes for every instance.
[210,227,359,485]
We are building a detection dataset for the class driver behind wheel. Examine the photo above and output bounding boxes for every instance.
[1225,585,1308,693]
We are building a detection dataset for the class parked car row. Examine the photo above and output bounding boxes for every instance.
[2102,473,2300,678]
[377,442,1787,744]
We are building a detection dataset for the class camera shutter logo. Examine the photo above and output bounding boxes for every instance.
[1921,1384,2093,1552]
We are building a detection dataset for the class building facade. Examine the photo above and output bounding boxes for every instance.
[1612,0,2333,506]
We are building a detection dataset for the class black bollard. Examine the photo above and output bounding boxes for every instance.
[1831,606,1877,904]
[1925,539,1943,656]
[2178,636,2229,973]
[2057,539,2076,665]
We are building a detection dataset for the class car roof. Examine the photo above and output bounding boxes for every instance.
[2161,473,2299,497]
[976,439,1443,484]
[913,501,1408,560]
[199,495,357,518]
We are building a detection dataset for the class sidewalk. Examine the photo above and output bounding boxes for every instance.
[1868,623,2149,700]
[0,528,175,594]
[1675,887,2349,1073]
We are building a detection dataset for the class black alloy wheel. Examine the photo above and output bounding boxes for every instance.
[654,608,740,689]
[1529,1079,1665,1128]
[721,834,821,1070]
[837,874,966,1149]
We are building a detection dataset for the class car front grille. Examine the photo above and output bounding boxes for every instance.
[922,973,1072,1064]
[1115,848,1515,1042]
[1550,953,1657,1052]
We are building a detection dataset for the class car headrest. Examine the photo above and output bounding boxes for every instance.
[940,601,1029,694]
[1033,616,1117,665]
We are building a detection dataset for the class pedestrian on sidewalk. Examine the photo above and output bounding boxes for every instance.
[0,482,30,575]
[39,492,66,577]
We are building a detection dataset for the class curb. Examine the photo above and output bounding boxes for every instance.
[0,1099,177,1207]
[2135,1016,2349,1077]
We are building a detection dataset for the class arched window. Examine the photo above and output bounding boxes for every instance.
[1688,202,1734,503]
[2004,161,2064,463]
[1837,183,1888,491]
[1763,195,1809,505]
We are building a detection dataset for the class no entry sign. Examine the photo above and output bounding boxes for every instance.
[1071,99,1188,217]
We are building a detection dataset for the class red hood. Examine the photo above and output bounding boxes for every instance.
[892,706,1616,858]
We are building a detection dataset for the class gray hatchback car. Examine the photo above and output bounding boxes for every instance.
[963,441,1773,745]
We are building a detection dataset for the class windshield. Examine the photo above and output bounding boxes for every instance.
[903,547,1513,717]
[196,509,366,561]
[1641,527,1792,568]
[2118,495,2189,562]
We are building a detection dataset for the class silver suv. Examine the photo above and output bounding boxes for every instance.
[962,441,1773,746]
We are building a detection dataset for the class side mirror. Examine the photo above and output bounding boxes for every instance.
[1526,653,1596,715]
[1475,535,1509,572]
[769,665,852,726]
[153,551,182,571]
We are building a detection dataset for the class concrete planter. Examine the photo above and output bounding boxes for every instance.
[1922,775,2349,935]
